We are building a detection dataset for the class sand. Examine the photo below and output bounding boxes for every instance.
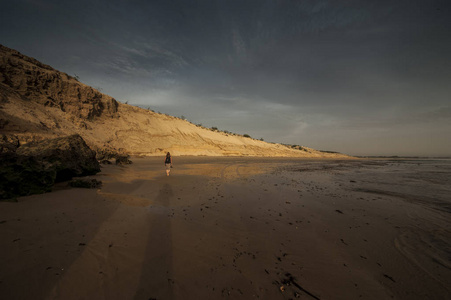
[0,157,450,299]
[1,43,351,158]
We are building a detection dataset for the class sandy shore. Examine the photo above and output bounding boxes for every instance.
[0,157,450,299]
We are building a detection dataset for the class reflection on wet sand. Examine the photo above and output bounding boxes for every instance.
[0,157,449,299]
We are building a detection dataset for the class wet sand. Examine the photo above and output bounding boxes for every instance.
[0,157,450,299]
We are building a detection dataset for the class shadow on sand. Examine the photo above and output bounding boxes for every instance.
[134,182,175,299]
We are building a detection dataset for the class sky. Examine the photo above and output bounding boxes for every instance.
[1,0,451,156]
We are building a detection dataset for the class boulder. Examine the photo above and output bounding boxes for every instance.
[0,153,55,200]
[0,134,20,154]
[16,134,100,181]
[94,145,128,161]
[0,134,100,200]
[115,155,132,165]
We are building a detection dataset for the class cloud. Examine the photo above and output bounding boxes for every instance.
[2,0,451,156]
[337,106,451,131]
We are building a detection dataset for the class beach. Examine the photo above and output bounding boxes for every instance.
[0,157,450,299]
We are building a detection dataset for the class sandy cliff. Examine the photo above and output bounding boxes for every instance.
[0,45,350,158]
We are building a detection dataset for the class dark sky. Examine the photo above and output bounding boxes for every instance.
[2,0,451,156]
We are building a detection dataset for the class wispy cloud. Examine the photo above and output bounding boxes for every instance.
[3,0,450,155]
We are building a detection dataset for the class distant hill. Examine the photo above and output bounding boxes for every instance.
[0,44,350,158]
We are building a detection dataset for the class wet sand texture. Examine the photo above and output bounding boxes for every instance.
[0,157,450,299]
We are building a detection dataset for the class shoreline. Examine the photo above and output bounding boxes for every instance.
[0,158,449,299]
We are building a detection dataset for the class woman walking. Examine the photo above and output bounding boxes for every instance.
[164,152,173,176]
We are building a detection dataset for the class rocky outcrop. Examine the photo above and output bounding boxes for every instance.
[0,44,352,159]
[0,134,100,200]
[115,155,133,165]
[0,134,20,153]
[16,134,100,181]
[0,45,118,120]
[0,153,55,200]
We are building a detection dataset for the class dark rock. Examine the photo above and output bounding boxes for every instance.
[0,152,55,200]
[100,159,112,165]
[69,178,102,188]
[115,155,132,165]
[95,147,118,160]
[0,134,20,153]
[0,134,100,200]
[94,145,128,161]
[16,134,100,182]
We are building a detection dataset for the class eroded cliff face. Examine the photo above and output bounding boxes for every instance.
[0,44,351,158]
[0,45,118,120]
